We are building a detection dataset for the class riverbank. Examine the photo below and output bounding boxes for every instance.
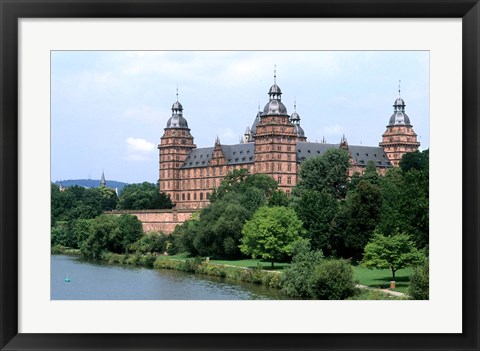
[51,247,409,299]
[52,246,283,289]
[104,252,284,289]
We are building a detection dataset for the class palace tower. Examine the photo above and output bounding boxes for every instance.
[379,85,420,166]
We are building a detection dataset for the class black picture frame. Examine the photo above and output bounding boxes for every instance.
[1,1,478,350]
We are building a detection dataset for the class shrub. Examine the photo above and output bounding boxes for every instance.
[408,260,429,300]
[51,244,66,254]
[282,239,323,298]
[308,259,357,300]
[268,273,283,289]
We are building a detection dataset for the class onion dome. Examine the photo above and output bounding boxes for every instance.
[269,84,282,95]
[388,95,411,126]
[394,97,405,106]
[166,90,189,129]
[290,111,300,122]
[261,66,288,116]
[290,101,305,138]
[171,101,183,111]
[262,99,288,116]
[388,81,411,126]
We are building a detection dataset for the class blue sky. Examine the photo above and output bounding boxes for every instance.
[51,51,429,184]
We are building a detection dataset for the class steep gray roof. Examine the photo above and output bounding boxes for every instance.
[348,145,392,168]
[296,142,391,168]
[220,143,255,165]
[181,143,255,168]
[181,142,391,169]
[182,147,214,168]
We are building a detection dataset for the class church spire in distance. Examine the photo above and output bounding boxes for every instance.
[100,170,106,187]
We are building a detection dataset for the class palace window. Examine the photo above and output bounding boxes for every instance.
[277,176,282,184]
[188,193,191,201]
[194,193,197,200]
[200,193,204,200]
[182,194,185,201]
[287,176,292,185]
[176,194,179,201]
[287,163,291,172]
[277,163,281,171]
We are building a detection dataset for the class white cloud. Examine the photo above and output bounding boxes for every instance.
[125,137,155,162]
[126,137,155,152]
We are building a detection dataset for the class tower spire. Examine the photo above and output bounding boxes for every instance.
[176,85,179,101]
[100,170,106,187]
[398,80,401,97]
[294,97,297,111]
[274,65,277,85]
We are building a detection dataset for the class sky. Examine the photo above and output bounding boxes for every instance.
[51,51,429,184]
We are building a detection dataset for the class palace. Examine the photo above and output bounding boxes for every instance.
[158,74,420,209]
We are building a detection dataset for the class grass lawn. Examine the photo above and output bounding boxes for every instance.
[354,266,412,293]
[166,253,289,270]
[208,258,290,270]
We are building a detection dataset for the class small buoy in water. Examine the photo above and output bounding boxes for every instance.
[65,275,70,283]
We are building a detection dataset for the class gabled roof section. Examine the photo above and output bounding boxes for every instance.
[348,145,392,168]
[181,147,214,168]
[296,142,339,162]
[220,143,255,165]
[296,142,392,168]
[181,143,255,169]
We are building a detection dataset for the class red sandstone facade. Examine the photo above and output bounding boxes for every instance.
[158,77,420,209]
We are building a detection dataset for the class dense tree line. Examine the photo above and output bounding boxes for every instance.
[116,182,173,210]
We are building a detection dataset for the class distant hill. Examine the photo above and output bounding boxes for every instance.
[54,179,130,192]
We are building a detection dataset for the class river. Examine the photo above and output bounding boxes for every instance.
[51,255,285,300]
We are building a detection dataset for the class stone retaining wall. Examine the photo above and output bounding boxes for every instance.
[108,209,196,234]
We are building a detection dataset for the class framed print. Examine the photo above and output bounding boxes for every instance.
[1,0,479,350]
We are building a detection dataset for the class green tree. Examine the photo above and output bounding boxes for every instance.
[210,169,278,203]
[79,215,115,259]
[361,233,424,281]
[268,190,290,207]
[331,180,383,259]
[292,189,338,254]
[78,214,143,258]
[376,161,429,249]
[193,192,252,258]
[240,206,304,267]
[128,232,172,254]
[400,149,429,172]
[117,182,172,210]
[296,148,350,199]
